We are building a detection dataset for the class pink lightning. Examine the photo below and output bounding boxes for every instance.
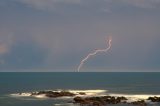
[77,36,112,72]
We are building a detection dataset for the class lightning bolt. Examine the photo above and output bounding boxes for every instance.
[77,36,112,72]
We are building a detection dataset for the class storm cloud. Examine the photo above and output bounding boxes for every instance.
[0,0,160,71]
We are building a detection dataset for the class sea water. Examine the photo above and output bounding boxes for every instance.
[0,72,160,106]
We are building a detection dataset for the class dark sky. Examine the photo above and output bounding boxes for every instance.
[0,0,160,72]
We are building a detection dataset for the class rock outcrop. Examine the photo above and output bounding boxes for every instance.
[73,96,128,106]
[147,96,160,102]
[73,96,160,106]
[17,90,160,106]
[31,91,76,98]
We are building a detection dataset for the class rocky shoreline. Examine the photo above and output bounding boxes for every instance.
[17,90,160,106]
[18,90,85,98]
[30,90,76,97]
[73,96,160,106]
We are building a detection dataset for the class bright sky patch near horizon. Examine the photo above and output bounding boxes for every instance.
[0,0,160,72]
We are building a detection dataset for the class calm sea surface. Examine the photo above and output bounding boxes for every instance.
[0,72,160,106]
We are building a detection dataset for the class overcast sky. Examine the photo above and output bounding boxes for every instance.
[0,0,160,72]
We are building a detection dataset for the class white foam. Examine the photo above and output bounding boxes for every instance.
[109,93,160,102]
[10,89,160,103]
[10,93,31,97]
[32,94,47,99]
[67,89,107,96]
[10,89,107,100]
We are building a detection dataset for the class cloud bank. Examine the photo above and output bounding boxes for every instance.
[8,0,160,12]
[0,0,160,71]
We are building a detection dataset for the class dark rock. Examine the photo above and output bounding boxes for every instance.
[131,100,147,106]
[59,91,75,96]
[92,101,102,106]
[28,91,160,106]
[117,96,128,100]
[147,96,160,102]
[31,91,75,98]
[74,96,92,105]
[74,96,128,106]
[79,92,86,95]
[74,97,85,103]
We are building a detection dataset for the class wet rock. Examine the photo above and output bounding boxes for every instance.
[117,96,128,100]
[79,92,86,95]
[131,100,147,106]
[74,97,85,103]
[59,91,76,96]
[92,101,102,106]
[31,91,75,98]
[73,96,160,106]
[147,96,160,102]
[74,97,91,105]
[101,96,127,104]
[28,91,160,106]
[74,96,128,106]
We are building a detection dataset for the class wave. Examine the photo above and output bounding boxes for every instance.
[108,93,160,103]
[10,89,107,99]
[66,89,107,96]
[109,93,160,99]
[10,93,31,97]
[10,89,160,104]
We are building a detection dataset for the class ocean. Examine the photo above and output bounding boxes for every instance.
[0,72,160,106]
